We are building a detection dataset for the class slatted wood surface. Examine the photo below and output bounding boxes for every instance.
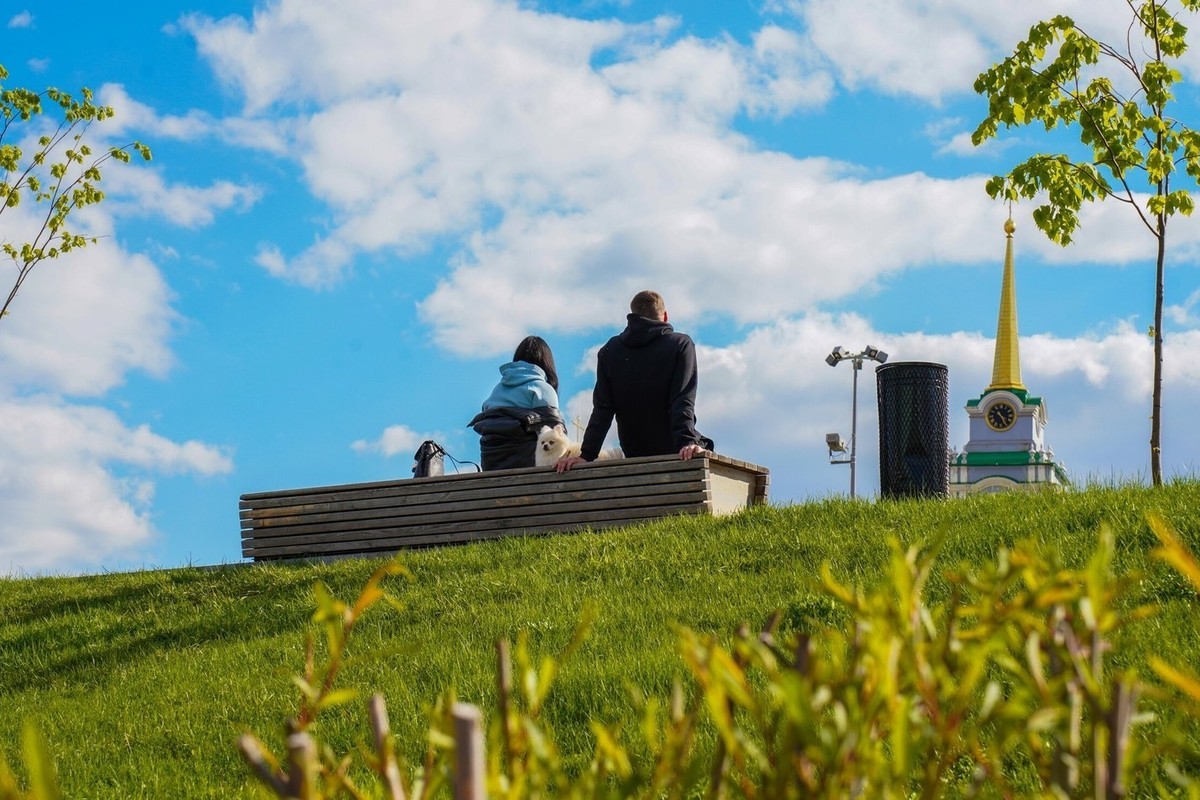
[241,453,769,561]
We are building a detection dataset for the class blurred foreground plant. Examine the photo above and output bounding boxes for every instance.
[0,722,58,800]
[237,519,1200,799]
[236,559,416,798]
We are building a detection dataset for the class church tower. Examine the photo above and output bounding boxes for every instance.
[948,218,1069,495]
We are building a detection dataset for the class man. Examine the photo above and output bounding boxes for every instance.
[557,290,711,472]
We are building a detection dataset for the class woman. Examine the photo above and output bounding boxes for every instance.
[468,336,565,470]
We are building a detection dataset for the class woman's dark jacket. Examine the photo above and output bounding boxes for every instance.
[467,405,563,471]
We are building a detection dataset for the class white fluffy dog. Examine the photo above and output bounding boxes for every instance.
[535,425,623,467]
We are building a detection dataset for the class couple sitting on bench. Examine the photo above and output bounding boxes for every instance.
[468,290,714,472]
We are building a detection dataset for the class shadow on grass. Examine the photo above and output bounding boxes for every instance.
[0,565,325,694]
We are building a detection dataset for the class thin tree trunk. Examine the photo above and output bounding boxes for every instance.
[1151,207,1165,487]
[1150,12,1166,489]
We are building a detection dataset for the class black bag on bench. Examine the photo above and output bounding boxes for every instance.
[412,440,446,478]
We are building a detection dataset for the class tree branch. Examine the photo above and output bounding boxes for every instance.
[1052,74,1158,237]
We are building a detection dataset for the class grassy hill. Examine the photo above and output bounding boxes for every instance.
[2,483,1199,798]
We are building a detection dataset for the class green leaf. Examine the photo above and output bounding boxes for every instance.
[292,675,320,702]
[534,656,558,707]
[1149,512,1200,593]
[22,720,61,800]
[315,688,359,712]
[1026,707,1063,732]
[889,694,912,778]
[1151,658,1200,704]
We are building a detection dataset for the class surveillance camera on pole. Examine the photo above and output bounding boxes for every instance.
[864,345,888,363]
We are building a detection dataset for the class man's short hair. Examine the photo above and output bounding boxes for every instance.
[630,290,665,320]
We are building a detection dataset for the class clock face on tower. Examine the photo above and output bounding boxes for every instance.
[986,401,1017,432]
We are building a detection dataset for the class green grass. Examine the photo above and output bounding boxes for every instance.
[2,483,1199,798]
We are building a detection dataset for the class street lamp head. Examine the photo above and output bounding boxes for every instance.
[826,345,847,367]
[864,345,888,363]
[825,432,847,453]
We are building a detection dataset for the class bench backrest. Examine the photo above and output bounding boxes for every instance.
[240,453,769,561]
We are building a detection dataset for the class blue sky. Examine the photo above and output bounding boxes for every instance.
[4,0,1200,574]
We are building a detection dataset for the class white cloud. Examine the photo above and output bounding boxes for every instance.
[932,129,1009,158]
[0,396,232,574]
[781,1,1164,103]
[748,25,834,116]
[182,0,633,113]
[255,239,355,289]
[99,84,213,139]
[105,166,263,228]
[1020,323,1154,400]
[0,218,176,396]
[7,11,32,28]
[1166,287,1200,327]
[601,37,750,123]
[600,27,832,124]
[0,99,261,233]
[97,84,291,154]
[177,0,1200,358]
[923,117,1002,157]
[0,150,239,573]
[352,424,441,458]
[419,172,1200,355]
[182,0,837,293]
[923,116,963,140]
[797,0,990,103]
[0,216,237,573]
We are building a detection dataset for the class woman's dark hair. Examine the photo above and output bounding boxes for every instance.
[513,335,558,391]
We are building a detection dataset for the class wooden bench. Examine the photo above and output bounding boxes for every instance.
[240,453,770,561]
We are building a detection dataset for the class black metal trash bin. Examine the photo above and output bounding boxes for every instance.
[876,362,949,499]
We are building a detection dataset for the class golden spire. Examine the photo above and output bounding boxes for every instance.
[987,217,1026,392]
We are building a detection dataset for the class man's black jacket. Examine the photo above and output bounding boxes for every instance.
[580,314,709,460]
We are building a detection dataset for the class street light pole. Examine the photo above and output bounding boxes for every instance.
[849,356,860,498]
[825,345,888,499]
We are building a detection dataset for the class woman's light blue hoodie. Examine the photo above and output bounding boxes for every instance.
[481,361,559,411]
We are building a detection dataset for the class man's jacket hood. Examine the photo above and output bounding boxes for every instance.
[618,314,673,348]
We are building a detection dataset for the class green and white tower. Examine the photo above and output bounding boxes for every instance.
[948,218,1069,496]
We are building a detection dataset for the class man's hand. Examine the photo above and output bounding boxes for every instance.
[556,455,588,473]
[679,444,706,460]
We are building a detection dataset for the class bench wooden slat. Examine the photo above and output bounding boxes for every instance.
[241,470,701,523]
[239,455,703,507]
[243,484,708,538]
[239,453,769,561]
[243,503,709,558]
